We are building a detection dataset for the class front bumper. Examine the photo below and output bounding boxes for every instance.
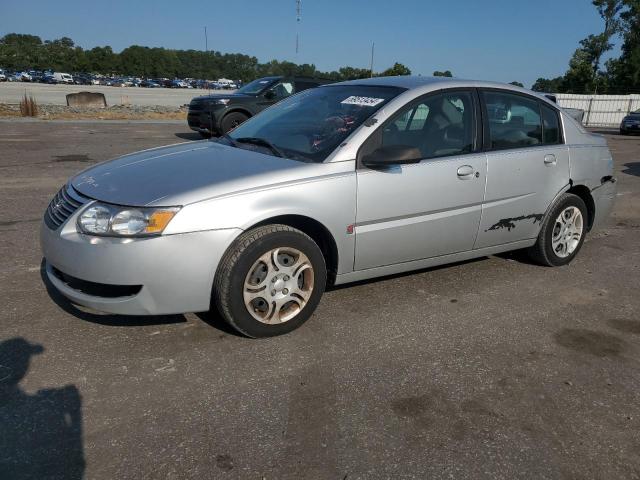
[620,124,640,133]
[41,219,240,315]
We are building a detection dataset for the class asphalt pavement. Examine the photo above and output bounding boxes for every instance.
[0,121,639,479]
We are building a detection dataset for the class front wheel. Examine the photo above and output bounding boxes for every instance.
[221,111,249,134]
[528,193,588,266]
[213,225,327,337]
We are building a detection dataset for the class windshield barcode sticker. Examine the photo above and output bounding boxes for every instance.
[341,96,385,107]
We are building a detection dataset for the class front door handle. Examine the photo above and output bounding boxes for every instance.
[544,154,557,166]
[457,165,475,179]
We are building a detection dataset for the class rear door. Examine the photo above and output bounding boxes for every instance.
[354,89,486,270]
[474,90,569,248]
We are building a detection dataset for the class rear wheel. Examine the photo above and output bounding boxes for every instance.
[221,112,249,134]
[528,193,587,266]
[213,225,326,337]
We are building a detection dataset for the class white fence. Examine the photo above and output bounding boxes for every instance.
[555,94,640,128]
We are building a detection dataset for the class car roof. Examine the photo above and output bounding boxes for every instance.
[328,75,560,108]
[332,75,536,95]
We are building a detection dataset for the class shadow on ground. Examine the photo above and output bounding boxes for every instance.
[622,162,640,177]
[0,338,85,480]
[328,256,489,292]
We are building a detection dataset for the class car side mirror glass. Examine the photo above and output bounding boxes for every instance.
[362,145,422,168]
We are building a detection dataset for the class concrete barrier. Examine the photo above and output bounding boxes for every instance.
[66,92,107,108]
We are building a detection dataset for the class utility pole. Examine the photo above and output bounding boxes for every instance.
[204,26,209,93]
[370,42,375,77]
[296,0,302,55]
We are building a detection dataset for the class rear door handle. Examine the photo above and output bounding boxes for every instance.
[457,165,475,179]
[544,154,557,165]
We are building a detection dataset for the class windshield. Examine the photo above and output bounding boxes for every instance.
[237,77,278,95]
[226,85,405,162]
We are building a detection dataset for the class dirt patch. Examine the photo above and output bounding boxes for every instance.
[554,328,625,357]
[0,103,187,121]
[608,318,640,335]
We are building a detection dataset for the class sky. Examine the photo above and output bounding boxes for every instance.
[0,0,621,88]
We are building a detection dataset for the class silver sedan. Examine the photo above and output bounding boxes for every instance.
[41,76,616,337]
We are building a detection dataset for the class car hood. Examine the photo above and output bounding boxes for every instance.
[192,93,251,103]
[71,141,321,207]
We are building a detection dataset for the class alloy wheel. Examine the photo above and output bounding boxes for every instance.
[551,206,584,258]
[243,247,315,324]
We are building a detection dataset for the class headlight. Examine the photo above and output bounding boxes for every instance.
[77,203,180,237]
[213,99,230,105]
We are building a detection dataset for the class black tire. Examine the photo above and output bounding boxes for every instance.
[198,130,212,139]
[221,111,249,134]
[213,225,327,338]
[528,193,588,267]
[620,129,627,136]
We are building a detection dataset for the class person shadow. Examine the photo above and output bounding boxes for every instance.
[0,338,85,480]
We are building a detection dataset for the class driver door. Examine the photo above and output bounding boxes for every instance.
[354,89,487,270]
[257,81,294,110]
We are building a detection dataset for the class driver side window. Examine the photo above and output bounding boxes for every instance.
[270,81,294,100]
[382,91,474,159]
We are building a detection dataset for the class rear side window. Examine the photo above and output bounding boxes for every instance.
[483,91,542,150]
[541,104,560,145]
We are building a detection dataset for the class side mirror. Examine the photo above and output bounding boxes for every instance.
[264,90,276,100]
[362,145,422,168]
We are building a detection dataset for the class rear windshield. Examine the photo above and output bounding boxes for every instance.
[226,85,405,162]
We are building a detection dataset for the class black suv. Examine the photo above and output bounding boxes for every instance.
[188,76,330,136]
[620,109,640,135]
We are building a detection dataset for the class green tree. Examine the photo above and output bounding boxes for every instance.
[0,33,43,69]
[337,66,371,80]
[607,0,640,92]
[562,48,599,93]
[509,81,524,87]
[380,62,411,76]
[433,70,453,77]
[531,76,564,92]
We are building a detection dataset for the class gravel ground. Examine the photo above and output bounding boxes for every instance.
[0,82,226,107]
[0,122,639,479]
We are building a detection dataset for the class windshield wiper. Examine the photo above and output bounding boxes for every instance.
[235,137,285,158]
[220,133,238,147]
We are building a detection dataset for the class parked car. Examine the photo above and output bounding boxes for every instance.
[14,71,32,82]
[0,69,6,82]
[42,74,58,84]
[188,76,331,136]
[53,72,73,84]
[217,78,237,89]
[73,75,93,86]
[170,79,190,88]
[41,77,616,337]
[620,109,640,135]
[140,79,161,88]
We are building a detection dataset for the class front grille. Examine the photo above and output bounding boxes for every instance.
[52,267,142,298]
[44,185,90,230]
